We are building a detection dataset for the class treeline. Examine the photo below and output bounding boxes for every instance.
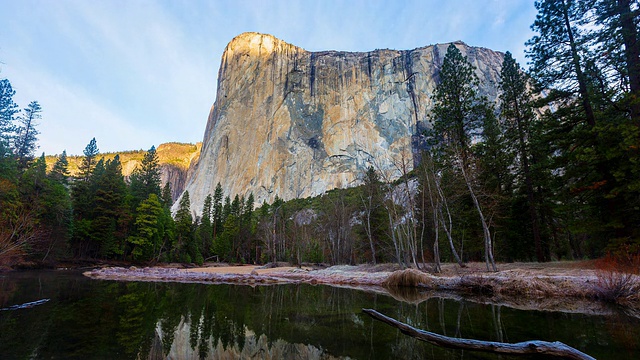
[215,0,640,269]
[1,0,638,268]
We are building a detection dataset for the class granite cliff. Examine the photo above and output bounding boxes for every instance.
[180,32,504,214]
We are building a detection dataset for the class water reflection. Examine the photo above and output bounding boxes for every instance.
[1,271,639,359]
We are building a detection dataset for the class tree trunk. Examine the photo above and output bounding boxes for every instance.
[561,0,596,127]
[459,157,497,272]
[363,309,595,360]
[435,176,465,267]
[616,0,640,127]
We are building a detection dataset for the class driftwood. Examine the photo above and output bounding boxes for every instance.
[0,298,50,311]
[362,309,595,360]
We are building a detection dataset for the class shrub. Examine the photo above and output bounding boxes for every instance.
[383,268,431,288]
[592,253,640,303]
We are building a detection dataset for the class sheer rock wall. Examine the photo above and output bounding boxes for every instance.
[180,32,504,214]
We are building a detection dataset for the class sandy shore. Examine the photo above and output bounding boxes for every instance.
[83,262,640,316]
[184,265,312,275]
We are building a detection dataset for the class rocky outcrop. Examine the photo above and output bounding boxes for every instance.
[181,32,504,214]
[159,164,187,201]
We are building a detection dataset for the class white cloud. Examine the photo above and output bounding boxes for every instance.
[0,0,538,156]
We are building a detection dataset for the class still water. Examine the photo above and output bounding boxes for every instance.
[1,270,638,359]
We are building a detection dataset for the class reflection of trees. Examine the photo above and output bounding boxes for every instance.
[2,273,640,359]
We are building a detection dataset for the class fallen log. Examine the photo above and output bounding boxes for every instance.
[362,308,595,360]
[0,298,50,311]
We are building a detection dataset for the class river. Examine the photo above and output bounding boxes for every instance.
[1,270,638,359]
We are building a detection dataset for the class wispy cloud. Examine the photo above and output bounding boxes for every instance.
[0,0,537,155]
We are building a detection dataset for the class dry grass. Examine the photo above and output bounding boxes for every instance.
[383,268,432,288]
[591,254,640,305]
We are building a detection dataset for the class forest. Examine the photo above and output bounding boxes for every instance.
[0,0,638,269]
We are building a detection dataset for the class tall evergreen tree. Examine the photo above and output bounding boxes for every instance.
[589,0,640,122]
[127,193,163,261]
[0,82,19,235]
[527,0,596,126]
[0,79,18,149]
[174,191,195,262]
[197,194,213,259]
[499,52,547,261]
[78,138,99,181]
[212,183,223,239]
[71,139,100,257]
[429,43,497,271]
[527,0,640,255]
[50,150,70,184]
[161,183,173,208]
[130,146,162,209]
[43,152,72,260]
[92,155,130,258]
[13,101,41,169]
[430,44,484,165]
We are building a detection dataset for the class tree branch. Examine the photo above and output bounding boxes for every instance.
[362,309,595,360]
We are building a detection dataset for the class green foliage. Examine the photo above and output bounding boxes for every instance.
[129,146,161,210]
[430,44,484,159]
[174,191,195,262]
[161,183,172,208]
[4,2,640,266]
[13,101,41,169]
[92,155,130,258]
[0,79,18,147]
[78,138,99,181]
[128,194,163,261]
[197,194,213,259]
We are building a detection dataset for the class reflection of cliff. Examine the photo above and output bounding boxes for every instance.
[2,274,638,360]
[152,318,342,360]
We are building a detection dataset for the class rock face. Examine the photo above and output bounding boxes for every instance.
[155,142,202,201]
[181,32,504,214]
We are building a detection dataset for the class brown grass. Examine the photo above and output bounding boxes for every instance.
[383,268,431,288]
[591,254,640,305]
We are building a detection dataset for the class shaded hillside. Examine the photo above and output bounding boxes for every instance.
[45,142,201,201]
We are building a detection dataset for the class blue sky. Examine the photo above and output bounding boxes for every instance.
[0,0,537,156]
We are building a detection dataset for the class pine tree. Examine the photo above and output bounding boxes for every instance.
[174,191,195,262]
[71,139,100,257]
[0,79,18,149]
[590,0,640,123]
[429,43,497,271]
[161,183,173,208]
[499,51,547,261]
[13,101,41,169]
[527,0,596,126]
[78,138,99,181]
[526,0,640,256]
[212,183,223,239]
[128,193,163,261]
[197,194,213,259]
[92,155,129,258]
[130,146,162,209]
[50,150,70,184]
[430,44,484,165]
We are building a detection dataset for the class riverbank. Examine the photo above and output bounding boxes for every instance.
[84,261,640,316]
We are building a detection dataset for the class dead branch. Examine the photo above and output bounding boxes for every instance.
[362,309,595,360]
